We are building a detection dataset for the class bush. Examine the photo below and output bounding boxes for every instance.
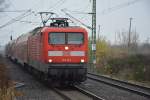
[97,54,150,82]
[133,65,145,81]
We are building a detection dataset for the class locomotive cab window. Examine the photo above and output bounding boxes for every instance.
[68,33,83,44]
[49,33,65,44]
[49,32,84,44]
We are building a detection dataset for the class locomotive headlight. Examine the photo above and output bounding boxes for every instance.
[81,59,85,63]
[48,59,52,63]
[65,46,69,50]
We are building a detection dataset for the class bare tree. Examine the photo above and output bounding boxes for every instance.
[130,30,139,49]
[116,29,139,50]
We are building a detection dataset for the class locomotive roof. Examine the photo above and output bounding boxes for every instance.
[41,26,87,32]
[29,27,42,35]
[29,26,87,36]
[7,26,87,45]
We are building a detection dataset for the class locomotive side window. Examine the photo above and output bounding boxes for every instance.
[68,33,83,44]
[49,33,65,44]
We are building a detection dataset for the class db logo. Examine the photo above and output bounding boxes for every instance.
[63,51,70,56]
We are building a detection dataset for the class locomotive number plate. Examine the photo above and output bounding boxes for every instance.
[63,51,70,56]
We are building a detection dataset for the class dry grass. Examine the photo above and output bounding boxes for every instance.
[0,55,15,100]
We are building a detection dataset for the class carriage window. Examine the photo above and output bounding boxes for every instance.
[49,33,65,44]
[68,33,83,44]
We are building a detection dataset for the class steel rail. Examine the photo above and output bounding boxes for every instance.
[52,86,105,100]
[88,72,150,98]
[52,88,72,100]
[74,86,105,100]
[88,72,150,90]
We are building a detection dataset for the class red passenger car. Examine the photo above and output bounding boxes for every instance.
[6,18,88,84]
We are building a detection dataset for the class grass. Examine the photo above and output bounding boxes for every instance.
[0,55,15,100]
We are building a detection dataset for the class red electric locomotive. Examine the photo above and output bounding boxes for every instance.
[6,18,88,84]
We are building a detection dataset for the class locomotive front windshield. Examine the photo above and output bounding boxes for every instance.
[49,33,66,44]
[49,32,83,44]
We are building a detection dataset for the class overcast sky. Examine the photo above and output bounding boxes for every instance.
[0,0,150,45]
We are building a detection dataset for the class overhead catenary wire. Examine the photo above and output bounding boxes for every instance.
[63,8,92,26]
[48,0,67,11]
[7,0,16,9]
[2,0,39,24]
[67,0,91,14]
[24,0,67,26]
[0,10,31,13]
[63,9,91,15]
[0,10,34,29]
[64,0,142,15]
[0,0,67,28]
[63,0,92,28]
[61,9,92,30]
[4,12,39,25]
[61,1,90,15]
[101,0,142,14]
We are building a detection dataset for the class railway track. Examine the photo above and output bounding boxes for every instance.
[74,86,105,100]
[52,86,105,100]
[4,56,150,100]
[87,72,150,98]
[5,55,149,100]
[6,57,105,100]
